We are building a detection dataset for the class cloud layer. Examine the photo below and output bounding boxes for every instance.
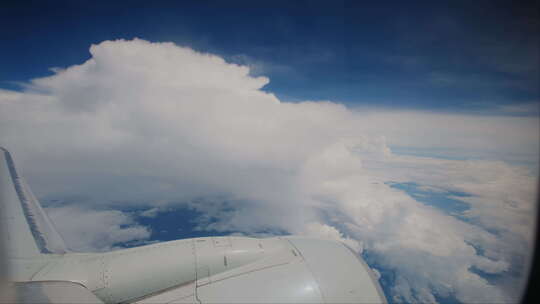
[0,39,537,303]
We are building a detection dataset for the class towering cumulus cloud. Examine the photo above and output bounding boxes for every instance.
[0,39,537,303]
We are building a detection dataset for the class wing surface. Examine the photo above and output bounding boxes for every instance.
[7,281,103,304]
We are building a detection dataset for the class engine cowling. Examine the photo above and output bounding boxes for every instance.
[32,236,386,303]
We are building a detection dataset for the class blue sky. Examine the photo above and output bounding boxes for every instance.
[1,0,538,112]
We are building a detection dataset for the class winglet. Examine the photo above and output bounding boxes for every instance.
[0,147,67,258]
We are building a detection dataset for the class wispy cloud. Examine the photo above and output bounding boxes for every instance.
[45,205,150,252]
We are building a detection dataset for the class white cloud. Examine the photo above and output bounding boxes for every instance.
[311,153,534,302]
[139,207,161,218]
[0,39,537,303]
[301,222,362,253]
[349,107,539,163]
[45,206,150,252]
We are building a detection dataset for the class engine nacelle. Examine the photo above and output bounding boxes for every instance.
[65,236,386,303]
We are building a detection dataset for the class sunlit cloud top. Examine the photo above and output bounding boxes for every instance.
[1,1,538,112]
